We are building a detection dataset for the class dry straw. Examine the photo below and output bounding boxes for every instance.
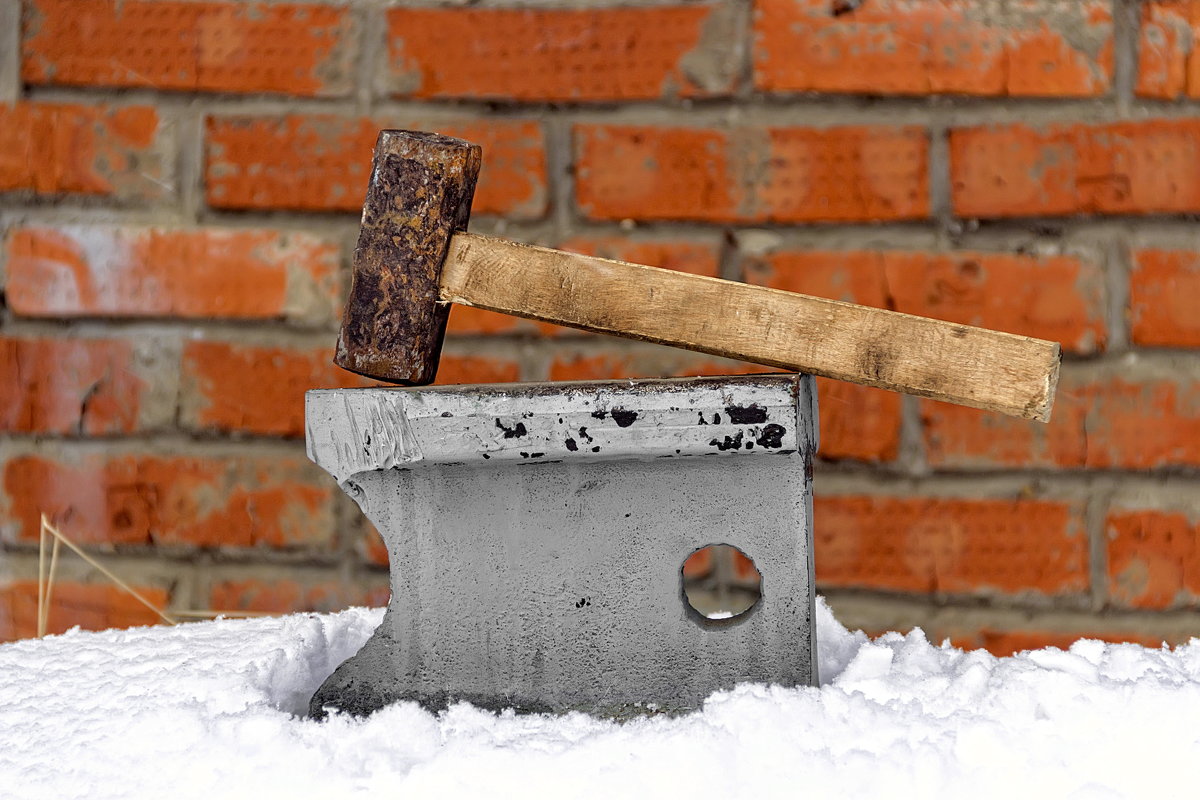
[35,514,269,638]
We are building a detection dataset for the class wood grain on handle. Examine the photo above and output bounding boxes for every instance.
[441,233,1061,421]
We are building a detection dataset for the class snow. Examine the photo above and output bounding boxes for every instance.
[2,599,1199,799]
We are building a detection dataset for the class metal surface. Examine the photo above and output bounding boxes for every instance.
[334,129,480,385]
[307,374,819,718]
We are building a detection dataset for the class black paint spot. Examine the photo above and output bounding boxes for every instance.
[725,404,768,424]
[756,424,786,448]
[744,441,754,449]
[564,438,578,451]
[697,412,709,425]
[575,597,591,608]
[712,413,722,424]
[495,419,528,439]
[440,411,453,418]
[530,452,544,458]
[591,446,601,453]
[482,453,491,459]
[578,426,594,443]
[610,408,638,427]
[709,431,744,451]
[591,410,607,420]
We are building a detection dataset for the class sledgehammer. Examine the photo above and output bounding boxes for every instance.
[336,130,1060,422]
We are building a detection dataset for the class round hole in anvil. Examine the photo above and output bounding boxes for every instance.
[681,544,761,620]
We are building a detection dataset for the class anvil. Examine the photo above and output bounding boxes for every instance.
[306,374,818,717]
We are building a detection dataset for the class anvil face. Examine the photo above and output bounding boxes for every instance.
[305,374,819,717]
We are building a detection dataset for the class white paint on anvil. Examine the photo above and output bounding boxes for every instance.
[2,600,1200,799]
[306,375,813,485]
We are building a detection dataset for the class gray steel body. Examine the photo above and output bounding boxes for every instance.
[305,374,819,718]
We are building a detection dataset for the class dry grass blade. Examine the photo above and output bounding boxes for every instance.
[39,515,178,627]
[37,518,46,638]
[44,533,61,635]
[33,514,279,636]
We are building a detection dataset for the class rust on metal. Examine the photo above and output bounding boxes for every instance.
[335,129,481,385]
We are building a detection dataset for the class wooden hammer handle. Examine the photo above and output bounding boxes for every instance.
[441,233,1060,422]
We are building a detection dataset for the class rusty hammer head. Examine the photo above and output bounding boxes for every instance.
[335,130,481,385]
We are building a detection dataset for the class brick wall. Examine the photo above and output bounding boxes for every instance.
[2,0,1199,655]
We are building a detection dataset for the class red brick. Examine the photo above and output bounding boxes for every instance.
[547,351,788,383]
[575,124,929,223]
[730,548,761,583]
[181,341,520,437]
[0,581,169,641]
[387,4,735,101]
[681,545,760,583]
[682,546,714,579]
[418,353,521,387]
[746,250,891,305]
[446,306,540,338]
[181,341,361,438]
[363,585,391,607]
[547,352,641,382]
[546,352,898,462]
[1137,1,1200,99]
[22,0,355,96]
[756,0,1112,97]
[5,226,339,321]
[814,495,1087,595]
[922,396,1082,470]
[1130,249,1200,347]
[950,120,1200,218]
[950,628,1174,656]
[0,102,165,198]
[209,579,371,615]
[744,249,1107,353]
[363,519,388,567]
[817,381,902,463]
[2,453,335,548]
[0,336,145,435]
[1107,508,1200,610]
[205,115,546,218]
[563,237,722,279]
[446,237,720,337]
[922,376,1200,470]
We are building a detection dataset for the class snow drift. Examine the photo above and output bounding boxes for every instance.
[1,599,1197,799]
